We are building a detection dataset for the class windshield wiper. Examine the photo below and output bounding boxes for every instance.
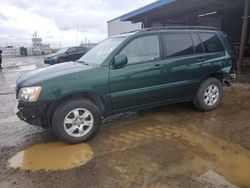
[77,60,89,66]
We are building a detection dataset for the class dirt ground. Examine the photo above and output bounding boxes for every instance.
[0,57,250,188]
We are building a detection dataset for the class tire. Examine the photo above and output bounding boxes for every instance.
[58,58,64,63]
[193,78,223,111]
[52,98,101,144]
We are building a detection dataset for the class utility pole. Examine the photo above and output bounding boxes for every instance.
[76,24,79,46]
[238,0,249,73]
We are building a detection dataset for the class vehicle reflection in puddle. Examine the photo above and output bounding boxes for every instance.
[8,142,93,171]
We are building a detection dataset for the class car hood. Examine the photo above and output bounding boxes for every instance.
[16,62,93,89]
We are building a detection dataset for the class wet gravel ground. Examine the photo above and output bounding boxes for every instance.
[0,57,250,188]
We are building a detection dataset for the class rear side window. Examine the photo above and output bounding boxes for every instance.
[120,35,160,64]
[199,33,224,53]
[163,33,194,58]
[192,34,203,54]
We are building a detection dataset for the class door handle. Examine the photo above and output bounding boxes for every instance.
[152,64,164,69]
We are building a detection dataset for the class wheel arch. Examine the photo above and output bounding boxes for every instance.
[47,91,109,126]
[203,72,224,83]
[193,73,224,99]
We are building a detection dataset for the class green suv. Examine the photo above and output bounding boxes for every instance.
[16,27,236,143]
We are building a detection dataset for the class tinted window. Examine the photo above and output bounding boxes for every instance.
[163,33,194,58]
[199,33,224,53]
[67,47,77,53]
[192,34,204,54]
[120,35,160,64]
[78,47,88,52]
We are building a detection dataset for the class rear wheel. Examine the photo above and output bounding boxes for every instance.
[52,98,101,144]
[193,78,223,111]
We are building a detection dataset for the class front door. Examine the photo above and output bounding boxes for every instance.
[109,34,166,110]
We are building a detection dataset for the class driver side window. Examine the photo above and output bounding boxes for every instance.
[67,47,77,53]
[119,35,160,64]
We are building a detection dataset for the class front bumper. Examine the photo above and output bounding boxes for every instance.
[15,101,50,127]
[44,58,58,65]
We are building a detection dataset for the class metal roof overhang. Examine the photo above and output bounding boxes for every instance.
[121,0,176,21]
[120,0,240,23]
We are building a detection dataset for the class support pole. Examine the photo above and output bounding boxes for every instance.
[238,0,249,73]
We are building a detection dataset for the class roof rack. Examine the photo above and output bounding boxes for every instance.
[120,26,218,35]
[142,26,218,32]
[120,29,147,35]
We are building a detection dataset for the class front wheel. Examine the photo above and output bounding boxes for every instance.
[52,98,101,144]
[58,58,64,63]
[193,78,223,111]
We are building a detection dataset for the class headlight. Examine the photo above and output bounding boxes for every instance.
[18,86,42,102]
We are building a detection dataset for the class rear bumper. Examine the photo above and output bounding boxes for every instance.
[15,101,51,127]
[223,73,236,86]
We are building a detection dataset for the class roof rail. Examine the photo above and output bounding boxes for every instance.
[120,26,218,35]
[141,26,218,32]
[120,28,147,35]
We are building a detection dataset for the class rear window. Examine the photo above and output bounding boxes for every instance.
[199,33,224,53]
[163,33,194,58]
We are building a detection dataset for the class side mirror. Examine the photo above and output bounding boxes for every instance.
[113,54,128,68]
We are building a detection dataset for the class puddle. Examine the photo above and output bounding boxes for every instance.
[7,65,37,72]
[8,142,93,171]
[99,116,250,187]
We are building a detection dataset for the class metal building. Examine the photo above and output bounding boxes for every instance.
[107,17,142,37]
[109,0,250,72]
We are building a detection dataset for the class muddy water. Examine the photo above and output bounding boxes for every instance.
[96,103,250,188]
[142,110,250,187]
[8,142,93,171]
[165,124,250,187]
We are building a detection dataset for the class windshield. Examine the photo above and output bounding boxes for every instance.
[78,37,126,66]
[56,48,68,54]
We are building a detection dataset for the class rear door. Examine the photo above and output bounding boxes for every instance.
[160,32,201,100]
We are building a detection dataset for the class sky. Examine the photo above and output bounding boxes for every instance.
[0,0,155,48]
